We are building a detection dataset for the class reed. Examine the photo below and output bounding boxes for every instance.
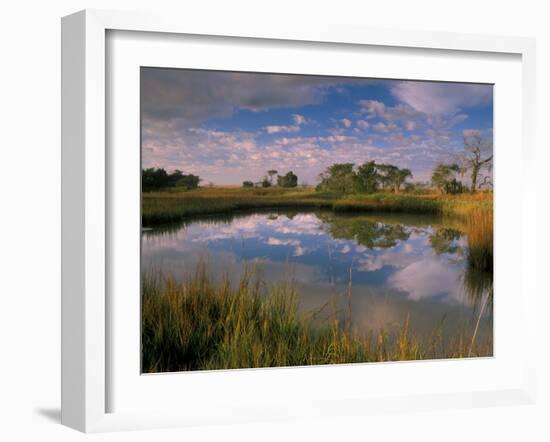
[141,266,492,373]
[466,207,493,272]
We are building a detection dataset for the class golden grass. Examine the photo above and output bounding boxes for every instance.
[142,187,493,225]
[466,207,493,271]
[142,265,492,373]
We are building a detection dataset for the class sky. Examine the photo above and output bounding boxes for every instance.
[141,68,493,185]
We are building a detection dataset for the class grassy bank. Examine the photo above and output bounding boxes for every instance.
[142,186,493,225]
[142,266,492,373]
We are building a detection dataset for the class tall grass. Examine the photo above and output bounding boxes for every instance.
[466,207,493,272]
[142,187,493,225]
[141,187,331,225]
[142,265,492,373]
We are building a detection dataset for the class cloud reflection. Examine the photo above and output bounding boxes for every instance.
[143,212,475,306]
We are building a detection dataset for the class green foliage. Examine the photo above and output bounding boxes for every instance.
[354,161,379,194]
[242,181,254,188]
[376,164,411,192]
[175,174,200,190]
[431,163,464,194]
[261,178,271,188]
[444,178,466,195]
[317,161,413,195]
[277,171,298,188]
[320,214,411,249]
[429,228,461,255]
[316,163,356,193]
[142,168,200,191]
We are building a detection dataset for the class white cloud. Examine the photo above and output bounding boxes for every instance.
[373,122,387,132]
[293,246,306,257]
[266,237,301,246]
[391,81,492,115]
[359,99,427,133]
[389,259,462,302]
[403,243,414,253]
[292,114,306,125]
[142,120,454,184]
[359,99,386,115]
[341,118,352,128]
[265,125,300,134]
[340,244,352,254]
[265,114,313,134]
[450,114,469,125]
[357,119,370,129]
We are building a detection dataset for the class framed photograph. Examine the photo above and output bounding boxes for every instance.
[61,9,537,432]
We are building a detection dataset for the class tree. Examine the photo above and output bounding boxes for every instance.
[377,164,412,192]
[267,170,278,185]
[277,171,298,188]
[242,181,254,188]
[431,163,462,194]
[354,161,379,194]
[175,174,200,190]
[142,168,201,191]
[376,164,397,190]
[142,168,169,191]
[479,175,493,190]
[460,133,493,192]
[444,178,466,195]
[394,168,412,192]
[261,177,271,187]
[316,163,356,193]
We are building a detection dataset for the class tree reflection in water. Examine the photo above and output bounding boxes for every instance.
[319,214,411,249]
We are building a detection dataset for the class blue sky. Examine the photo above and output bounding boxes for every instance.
[141,68,493,184]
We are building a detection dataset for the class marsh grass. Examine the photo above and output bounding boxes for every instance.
[141,187,330,224]
[142,187,493,225]
[466,207,493,272]
[141,265,492,373]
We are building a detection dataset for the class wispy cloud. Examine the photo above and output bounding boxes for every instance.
[265,124,300,134]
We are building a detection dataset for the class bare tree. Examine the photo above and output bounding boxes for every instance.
[461,133,493,193]
[478,175,493,190]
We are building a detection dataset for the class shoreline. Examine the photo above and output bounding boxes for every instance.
[142,188,493,226]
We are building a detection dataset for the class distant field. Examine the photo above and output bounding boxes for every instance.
[142,186,493,225]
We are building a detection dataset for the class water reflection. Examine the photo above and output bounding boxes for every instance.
[429,228,463,256]
[319,214,411,249]
[142,210,492,343]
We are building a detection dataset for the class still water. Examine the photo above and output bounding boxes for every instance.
[142,210,492,347]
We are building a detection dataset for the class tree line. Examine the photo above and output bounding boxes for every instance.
[242,170,298,188]
[316,161,412,194]
[316,133,493,195]
[142,134,492,194]
[142,168,200,191]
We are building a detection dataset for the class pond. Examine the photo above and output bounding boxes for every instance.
[142,210,493,351]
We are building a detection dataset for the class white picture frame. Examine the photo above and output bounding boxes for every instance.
[61,9,537,433]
